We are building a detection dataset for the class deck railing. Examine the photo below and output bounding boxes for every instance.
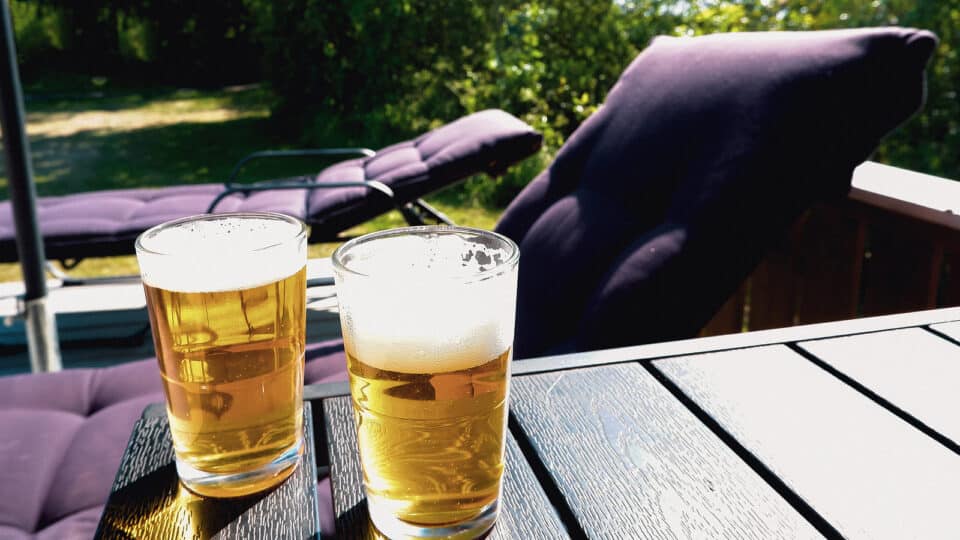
[701,161,960,336]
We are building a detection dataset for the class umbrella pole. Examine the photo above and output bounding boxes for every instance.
[0,0,61,372]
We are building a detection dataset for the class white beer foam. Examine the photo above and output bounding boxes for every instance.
[137,215,306,293]
[336,231,517,374]
[340,234,511,278]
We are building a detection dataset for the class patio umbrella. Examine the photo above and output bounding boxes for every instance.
[0,0,61,372]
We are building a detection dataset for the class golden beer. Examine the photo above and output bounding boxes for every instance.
[347,347,510,525]
[137,213,307,498]
[333,226,519,538]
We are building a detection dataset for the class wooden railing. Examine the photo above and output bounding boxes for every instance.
[701,161,960,336]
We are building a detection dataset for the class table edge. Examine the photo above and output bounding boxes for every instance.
[304,307,960,400]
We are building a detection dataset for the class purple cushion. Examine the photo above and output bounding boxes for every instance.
[0,109,541,263]
[0,185,305,263]
[304,339,347,384]
[305,109,542,239]
[496,28,937,358]
[0,507,104,540]
[0,339,348,538]
[0,409,85,533]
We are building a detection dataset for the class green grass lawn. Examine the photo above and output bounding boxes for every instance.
[0,84,503,283]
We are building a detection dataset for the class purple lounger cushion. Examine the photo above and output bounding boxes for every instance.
[496,27,937,359]
[0,185,308,263]
[306,109,543,238]
[0,342,347,540]
[0,109,542,263]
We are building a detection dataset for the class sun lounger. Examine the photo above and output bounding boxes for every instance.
[0,109,542,264]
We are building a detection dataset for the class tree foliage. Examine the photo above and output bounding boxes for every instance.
[11,0,960,205]
[15,0,260,85]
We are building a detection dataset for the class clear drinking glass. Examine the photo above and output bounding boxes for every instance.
[332,225,520,538]
[136,212,308,498]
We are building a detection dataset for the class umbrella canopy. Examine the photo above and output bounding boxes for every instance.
[0,0,61,372]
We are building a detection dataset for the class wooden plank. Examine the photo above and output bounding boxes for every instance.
[793,204,865,325]
[850,161,960,232]
[930,320,960,342]
[509,364,822,539]
[304,381,350,401]
[0,280,147,318]
[0,258,342,374]
[322,396,568,539]
[698,282,744,337]
[935,251,960,308]
[832,162,960,318]
[745,233,800,331]
[323,397,370,539]
[0,282,153,347]
[0,335,157,377]
[798,328,960,447]
[95,402,321,539]
[655,345,960,539]
[859,224,939,317]
[0,257,337,321]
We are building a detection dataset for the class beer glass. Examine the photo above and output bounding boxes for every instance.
[136,212,307,498]
[332,226,519,539]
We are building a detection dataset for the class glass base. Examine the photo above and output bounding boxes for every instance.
[368,498,499,539]
[176,437,303,498]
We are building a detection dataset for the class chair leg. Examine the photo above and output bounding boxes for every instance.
[399,203,426,226]
[411,199,455,226]
[398,199,455,227]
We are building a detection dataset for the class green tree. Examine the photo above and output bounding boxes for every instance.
[14,0,960,200]
[24,0,260,85]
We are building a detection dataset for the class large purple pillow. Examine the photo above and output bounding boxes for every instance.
[496,28,937,359]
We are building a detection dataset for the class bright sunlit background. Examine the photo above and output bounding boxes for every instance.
[0,0,955,281]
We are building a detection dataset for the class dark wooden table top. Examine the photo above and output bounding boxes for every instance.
[96,402,322,539]
[312,307,960,539]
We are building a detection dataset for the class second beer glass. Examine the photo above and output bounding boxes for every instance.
[136,212,307,498]
[332,226,519,539]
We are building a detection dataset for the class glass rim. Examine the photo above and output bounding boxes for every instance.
[135,212,308,258]
[331,225,520,282]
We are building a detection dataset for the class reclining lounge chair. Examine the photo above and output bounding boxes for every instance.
[0,109,543,266]
[0,27,936,539]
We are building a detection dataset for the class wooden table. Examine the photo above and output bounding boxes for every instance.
[310,307,960,539]
[96,403,323,539]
